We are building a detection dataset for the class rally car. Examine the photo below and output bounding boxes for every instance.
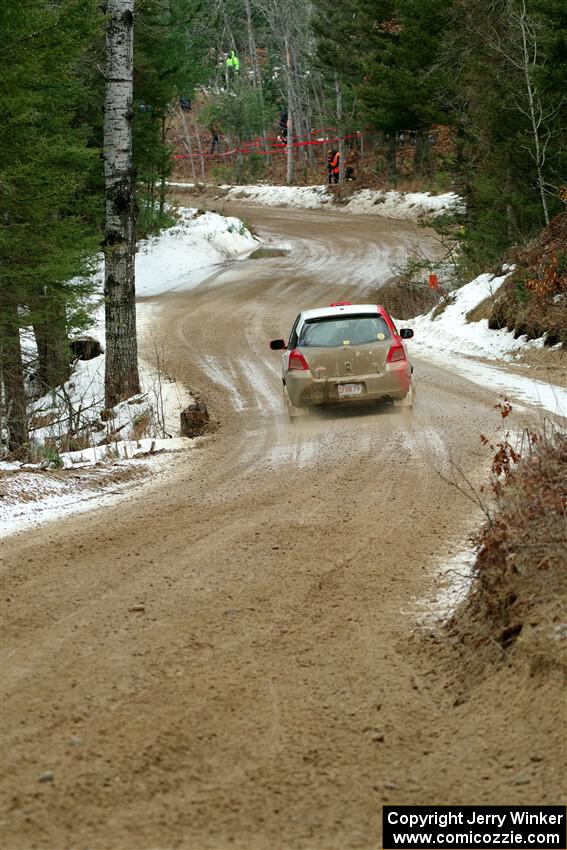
[269,302,415,418]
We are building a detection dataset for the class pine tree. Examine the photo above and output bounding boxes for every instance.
[0,0,100,453]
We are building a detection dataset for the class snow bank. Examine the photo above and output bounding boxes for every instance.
[27,349,192,451]
[218,184,463,220]
[79,207,259,302]
[0,436,192,474]
[410,270,527,359]
[56,436,191,466]
[406,269,567,417]
[5,204,260,480]
[2,206,257,531]
[135,208,259,296]
[226,184,331,209]
[344,189,464,219]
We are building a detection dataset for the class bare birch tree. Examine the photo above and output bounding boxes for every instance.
[512,0,555,225]
[482,0,563,226]
[256,0,315,184]
[335,72,345,183]
[243,0,271,163]
[103,0,140,408]
[285,35,296,184]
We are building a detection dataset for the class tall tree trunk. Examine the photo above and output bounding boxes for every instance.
[179,107,197,180]
[218,0,236,90]
[243,0,270,166]
[505,165,518,240]
[159,114,167,216]
[414,130,431,177]
[244,0,260,89]
[517,0,549,225]
[194,122,206,180]
[335,73,345,183]
[302,87,315,167]
[387,133,397,181]
[102,0,140,409]
[32,293,71,390]
[0,290,29,455]
[285,37,295,185]
[290,41,308,170]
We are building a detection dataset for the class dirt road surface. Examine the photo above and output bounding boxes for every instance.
[2,207,564,850]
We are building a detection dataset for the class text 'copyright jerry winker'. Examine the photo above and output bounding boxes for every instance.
[383,806,566,849]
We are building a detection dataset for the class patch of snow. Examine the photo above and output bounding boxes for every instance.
[226,184,330,209]
[415,545,477,625]
[344,189,464,219]
[17,206,257,456]
[410,271,523,358]
[420,350,567,417]
[69,207,259,304]
[58,436,192,468]
[405,269,567,418]
[199,354,247,412]
[27,343,193,450]
[0,441,195,538]
[135,208,259,297]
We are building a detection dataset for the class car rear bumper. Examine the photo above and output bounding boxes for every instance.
[286,363,412,407]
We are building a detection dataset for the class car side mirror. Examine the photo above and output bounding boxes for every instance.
[399,328,414,339]
[270,339,286,350]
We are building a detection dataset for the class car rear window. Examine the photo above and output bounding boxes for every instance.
[298,314,392,347]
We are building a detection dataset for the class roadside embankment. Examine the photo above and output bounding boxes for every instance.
[168,181,464,221]
[0,207,256,534]
[450,428,567,678]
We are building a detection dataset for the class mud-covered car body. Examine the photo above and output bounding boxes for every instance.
[270,302,414,414]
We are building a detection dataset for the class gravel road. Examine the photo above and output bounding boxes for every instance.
[1,206,563,850]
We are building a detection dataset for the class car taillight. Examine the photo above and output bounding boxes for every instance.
[288,348,310,370]
[387,343,406,363]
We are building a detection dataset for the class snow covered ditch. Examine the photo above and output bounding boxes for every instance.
[24,343,193,457]
[170,182,464,221]
[404,268,567,418]
[20,207,258,456]
[0,444,197,537]
[1,207,259,535]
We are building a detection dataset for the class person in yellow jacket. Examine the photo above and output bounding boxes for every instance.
[226,50,240,73]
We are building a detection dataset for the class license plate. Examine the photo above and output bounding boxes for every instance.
[338,383,363,397]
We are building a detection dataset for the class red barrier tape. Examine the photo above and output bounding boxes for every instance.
[173,131,360,160]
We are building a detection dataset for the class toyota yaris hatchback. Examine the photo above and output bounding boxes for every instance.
[270,302,415,419]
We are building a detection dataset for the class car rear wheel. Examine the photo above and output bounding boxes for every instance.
[394,381,416,410]
[283,385,308,421]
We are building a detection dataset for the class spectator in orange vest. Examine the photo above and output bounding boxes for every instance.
[327,149,340,184]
